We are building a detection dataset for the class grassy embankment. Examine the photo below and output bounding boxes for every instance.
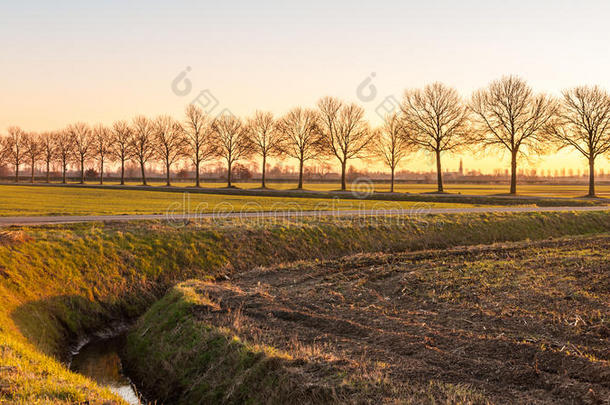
[127,235,610,404]
[0,212,609,403]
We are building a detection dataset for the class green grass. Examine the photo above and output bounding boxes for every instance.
[237,181,610,197]
[1,181,608,218]
[28,179,610,197]
[2,212,610,403]
[0,185,481,216]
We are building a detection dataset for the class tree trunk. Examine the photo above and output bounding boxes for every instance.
[120,159,125,185]
[195,161,200,187]
[261,155,266,188]
[80,158,85,184]
[390,166,395,193]
[166,162,171,186]
[588,157,596,197]
[140,162,147,186]
[227,161,232,188]
[14,164,18,183]
[340,160,347,191]
[510,150,517,195]
[62,162,66,184]
[435,150,443,193]
[297,159,304,189]
[30,159,35,183]
[100,159,104,185]
[46,161,50,183]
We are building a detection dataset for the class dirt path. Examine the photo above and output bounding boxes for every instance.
[0,205,609,226]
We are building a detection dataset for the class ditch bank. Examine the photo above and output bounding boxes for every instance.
[1,211,610,403]
[127,237,609,404]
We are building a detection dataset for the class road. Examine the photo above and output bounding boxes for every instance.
[1,205,608,226]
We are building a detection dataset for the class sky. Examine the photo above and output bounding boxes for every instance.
[2,0,610,174]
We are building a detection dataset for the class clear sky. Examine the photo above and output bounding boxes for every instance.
[2,0,610,173]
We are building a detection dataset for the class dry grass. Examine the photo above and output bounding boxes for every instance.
[126,235,610,404]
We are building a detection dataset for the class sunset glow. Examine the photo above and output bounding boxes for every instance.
[3,1,610,173]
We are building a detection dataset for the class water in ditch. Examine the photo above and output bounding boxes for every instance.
[69,334,145,405]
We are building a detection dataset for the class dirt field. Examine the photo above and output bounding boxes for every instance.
[130,235,610,404]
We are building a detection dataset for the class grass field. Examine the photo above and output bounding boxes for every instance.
[20,179,610,198]
[208,181,610,197]
[126,235,610,404]
[0,185,483,216]
[2,181,610,217]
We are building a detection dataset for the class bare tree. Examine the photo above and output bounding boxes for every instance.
[153,115,187,186]
[545,86,610,197]
[111,120,132,185]
[470,76,557,194]
[130,116,155,185]
[211,115,252,187]
[22,132,42,183]
[92,124,112,184]
[54,130,73,183]
[184,105,216,187]
[373,113,410,192]
[67,122,93,184]
[0,135,7,168]
[6,126,26,182]
[277,108,323,189]
[247,111,284,188]
[401,83,469,193]
[318,97,373,191]
[40,132,55,182]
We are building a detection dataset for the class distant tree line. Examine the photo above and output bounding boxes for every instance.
[2,75,610,196]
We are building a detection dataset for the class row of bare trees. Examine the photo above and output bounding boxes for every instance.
[385,76,610,196]
[2,76,610,196]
